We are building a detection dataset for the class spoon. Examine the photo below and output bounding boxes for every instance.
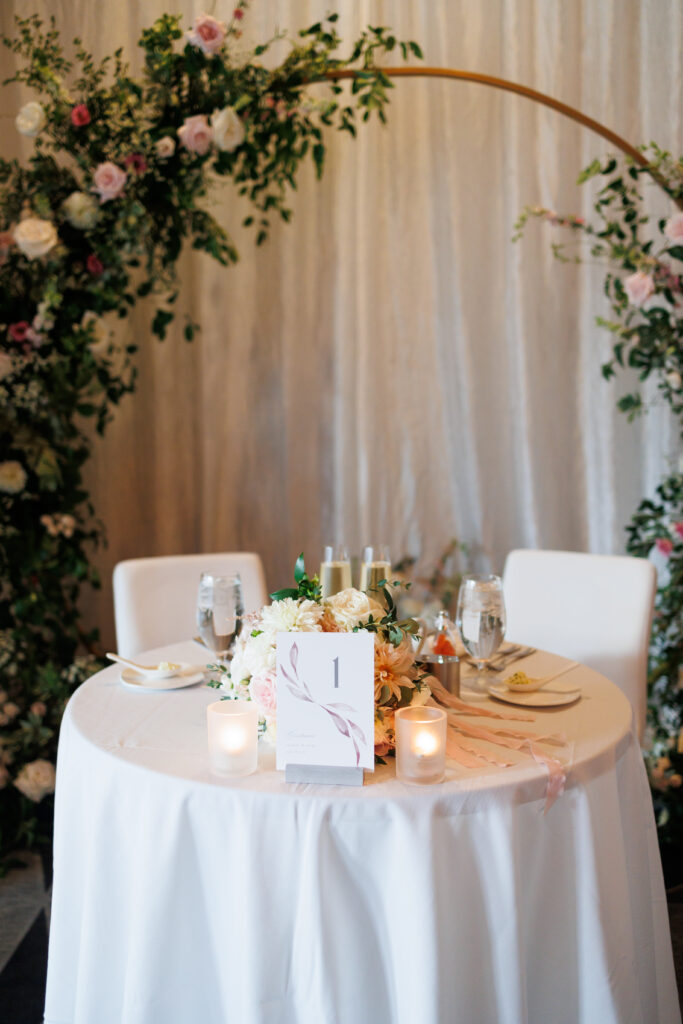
[503,660,580,692]
[106,653,186,679]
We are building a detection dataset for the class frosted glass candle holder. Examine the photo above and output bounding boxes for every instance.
[207,700,258,777]
[395,706,447,784]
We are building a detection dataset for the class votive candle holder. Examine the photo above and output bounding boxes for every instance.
[207,700,258,777]
[395,706,447,784]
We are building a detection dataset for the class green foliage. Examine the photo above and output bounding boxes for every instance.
[625,472,683,851]
[514,146,683,429]
[270,553,322,602]
[0,9,421,869]
[517,145,683,855]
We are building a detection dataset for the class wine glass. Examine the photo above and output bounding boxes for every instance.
[196,572,244,662]
[320,545,352,599]
[456,574,506,690]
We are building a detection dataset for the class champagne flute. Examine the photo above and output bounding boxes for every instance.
[456,574,506,690]
[359,544,391,599]
[320,545,352,599]
[196,572,244,662]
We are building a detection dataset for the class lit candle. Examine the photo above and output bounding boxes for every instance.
[413,729,438,757]
[207,700,258,777]
[395,706,447,784]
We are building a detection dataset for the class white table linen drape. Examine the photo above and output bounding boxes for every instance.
[1,1,681,648]
[45,642,680,1024]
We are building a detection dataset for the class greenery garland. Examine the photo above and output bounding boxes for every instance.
[0,7,422,871]
[516,146,683,865]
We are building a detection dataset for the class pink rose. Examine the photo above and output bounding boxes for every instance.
[656,537,674,556]
[234,8,244,20]
[70,104,91,127]
[177,115,213,155]
[92,162,127,204]
[664,212,683,244]
[672,523,683,539]
[624,271,655,307]
[86,253,104,276]
[186,14,227,55]
[249,669,277,716]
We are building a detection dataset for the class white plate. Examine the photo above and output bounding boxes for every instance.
[487,682,582,707]
[120,663,205,691]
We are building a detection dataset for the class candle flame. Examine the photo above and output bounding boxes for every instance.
[413,730,438,756]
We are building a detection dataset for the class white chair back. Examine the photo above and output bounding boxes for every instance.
[113,552,267,657]
[502,548,656,741]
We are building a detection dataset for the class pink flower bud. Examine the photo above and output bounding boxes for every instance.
[71,104,91,127]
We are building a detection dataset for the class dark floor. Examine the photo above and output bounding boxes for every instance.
[1,858,682,1024]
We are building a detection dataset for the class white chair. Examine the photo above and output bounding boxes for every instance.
[113,553,268,657]
[502,549,656,742]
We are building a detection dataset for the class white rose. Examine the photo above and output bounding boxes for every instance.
[14,217,58,260]
[155,136,176,160]
[13,759,56,802]
[63,191,100,230]
[0,460,27,494]
[324,588,385,631]
[666,369,682,392]
[81,311,114,355]
[211,107,245,152]
[16,101,46,138]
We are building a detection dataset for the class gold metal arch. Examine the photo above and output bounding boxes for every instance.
[325,67,682,207]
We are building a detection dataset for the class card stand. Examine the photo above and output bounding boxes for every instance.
[285,764,364,786]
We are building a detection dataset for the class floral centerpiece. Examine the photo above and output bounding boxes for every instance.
[210,555,431,759]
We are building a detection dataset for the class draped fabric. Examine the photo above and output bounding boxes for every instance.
[1,1,681,647]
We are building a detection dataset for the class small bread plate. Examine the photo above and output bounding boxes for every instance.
[120,663,205,691]
[487,682,581,708]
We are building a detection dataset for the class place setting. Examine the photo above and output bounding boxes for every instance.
[108,570,245,691]
[452,573,583,709]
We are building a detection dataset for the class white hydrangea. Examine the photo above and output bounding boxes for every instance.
[230,628,276,684]
[260,597,323,634]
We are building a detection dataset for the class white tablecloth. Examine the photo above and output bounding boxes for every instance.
[45,642,681,1024]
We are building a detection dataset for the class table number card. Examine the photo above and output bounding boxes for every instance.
[276,632,375,782]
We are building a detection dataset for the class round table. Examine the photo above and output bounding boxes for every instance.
[44,642,681,1024]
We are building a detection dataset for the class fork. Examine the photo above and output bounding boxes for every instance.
[484,646,536,672]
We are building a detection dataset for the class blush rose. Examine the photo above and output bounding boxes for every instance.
[186,14,227,55]
[92,162,127,204]
[624,271,655,307]
[664,212,683,244]
[178,115,213,155]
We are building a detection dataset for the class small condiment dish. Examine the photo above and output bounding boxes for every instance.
[503,661,579,692]
[106,653,185,680]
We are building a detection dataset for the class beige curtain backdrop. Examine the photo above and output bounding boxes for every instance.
[1,0,682,648]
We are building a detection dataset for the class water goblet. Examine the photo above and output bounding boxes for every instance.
[456,574,506,690]
[196,572,244,663]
